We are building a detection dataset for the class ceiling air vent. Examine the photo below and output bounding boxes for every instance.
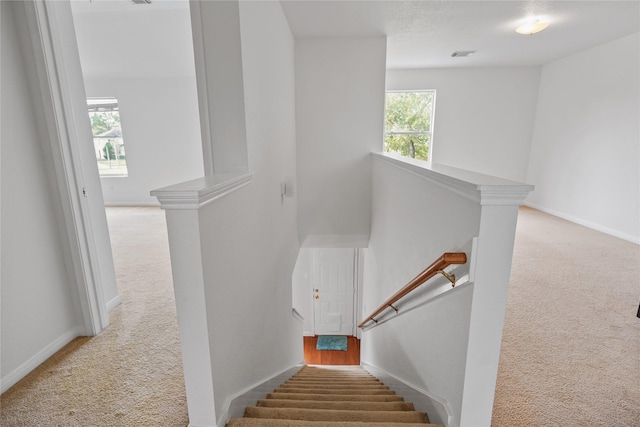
[451,50,476,58]
[131,0,152,4]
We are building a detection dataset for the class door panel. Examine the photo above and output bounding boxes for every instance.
[313,248,355,336]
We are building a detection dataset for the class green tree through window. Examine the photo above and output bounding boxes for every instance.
[384,91,435,162]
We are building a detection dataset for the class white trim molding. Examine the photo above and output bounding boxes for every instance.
[151,173,253,210]
[218,364,304,427]
[22,0,112,335]
[1,327,84,394]
[106,295,122,312]
[362,363,455,427]
[372,152,534,206]
[525,201,640,245]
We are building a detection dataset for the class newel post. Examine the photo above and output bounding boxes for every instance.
[459,186,533,427]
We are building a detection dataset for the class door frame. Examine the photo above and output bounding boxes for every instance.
[23,0,111,336]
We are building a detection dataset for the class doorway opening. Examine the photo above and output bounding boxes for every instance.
[293,248,363,365]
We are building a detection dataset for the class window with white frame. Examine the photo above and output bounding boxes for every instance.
[384,90,435,162]
[87,98,128,177]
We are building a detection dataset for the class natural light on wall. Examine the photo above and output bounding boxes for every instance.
[384,91,435,163]
[87,98,128,177]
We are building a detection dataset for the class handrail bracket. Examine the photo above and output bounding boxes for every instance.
[436,269,456,287]
[389,304,399,313]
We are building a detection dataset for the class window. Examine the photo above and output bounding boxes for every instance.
[384,90,435,162]
[87,98,127,177]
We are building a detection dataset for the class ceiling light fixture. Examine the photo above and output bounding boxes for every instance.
[516,18,549,35]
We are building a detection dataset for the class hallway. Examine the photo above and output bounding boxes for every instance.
[1,207,188,426]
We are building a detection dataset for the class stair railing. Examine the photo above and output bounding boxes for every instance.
[358,252,467,328]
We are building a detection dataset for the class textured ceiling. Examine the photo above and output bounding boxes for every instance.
[71,0,640,78]
[280,1,640,68]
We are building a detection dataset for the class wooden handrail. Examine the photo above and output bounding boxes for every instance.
[358,252,467,328]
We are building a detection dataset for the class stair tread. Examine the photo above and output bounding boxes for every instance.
[230,366,439,426]
[273,387,396,395]
[279,383,389,390]
[257,399,415,411]
[243,407,430,423]
[286,376,382,383]
[266,392,405,402]
[228,419,441,427]
[293,374,375,378]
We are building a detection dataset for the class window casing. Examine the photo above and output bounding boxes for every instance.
[87,98,128,177]
[384,90,435,163]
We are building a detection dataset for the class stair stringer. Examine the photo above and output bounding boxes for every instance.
[217,363,305,427]
[362,362,455,427]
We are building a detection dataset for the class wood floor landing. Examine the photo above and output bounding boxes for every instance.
[303,336,360,365]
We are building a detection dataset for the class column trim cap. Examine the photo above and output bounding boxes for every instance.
[151,172,254,210]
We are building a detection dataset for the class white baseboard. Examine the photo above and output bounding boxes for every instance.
[1,327,83,394]
[361,362,455,427]
[106,294,122,311]
[524,202,640,245]
[217,362,305,427]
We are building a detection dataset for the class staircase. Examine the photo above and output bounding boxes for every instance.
[226,365,443,426]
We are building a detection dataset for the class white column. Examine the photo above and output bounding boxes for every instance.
[152,173,252,426]
[189,0,248,177]
[164,208,216,426]
[459,200,528,426]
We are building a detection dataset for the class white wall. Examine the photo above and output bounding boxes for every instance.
[386,67,541,182]
[84,77,204,205]
[526,33,640,243]
[191,0,248,176]
[361,154,531,426]
[1,1,83,391]
[292,248,314,335]
[196,1,302,422]
[361,157,481,423]
[295,36,387,247]
[72,2,204,205]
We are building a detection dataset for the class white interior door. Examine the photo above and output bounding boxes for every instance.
[313,248,355,336]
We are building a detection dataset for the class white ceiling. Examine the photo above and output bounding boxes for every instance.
[71,0,194,79]
[70,0,639,79]
[280,0,640,69]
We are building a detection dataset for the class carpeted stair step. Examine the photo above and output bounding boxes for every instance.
[285,378,383,384]
[256,399,415,411]
[227,420,441,427]
[278,383,389,390]
[293,373,375,377]
[273,387,396,395]
[243,406,431,423]
[265,392,405,402]
[292,372,374,378]
[226,365,441,426]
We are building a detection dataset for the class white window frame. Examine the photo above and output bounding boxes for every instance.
[383,90,436,166]
[87,97,128,177]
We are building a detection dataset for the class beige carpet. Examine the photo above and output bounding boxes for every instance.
[492,207,640,425]
[227,365,441,426]
[2,206,638,426]
[0,207,188,426]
